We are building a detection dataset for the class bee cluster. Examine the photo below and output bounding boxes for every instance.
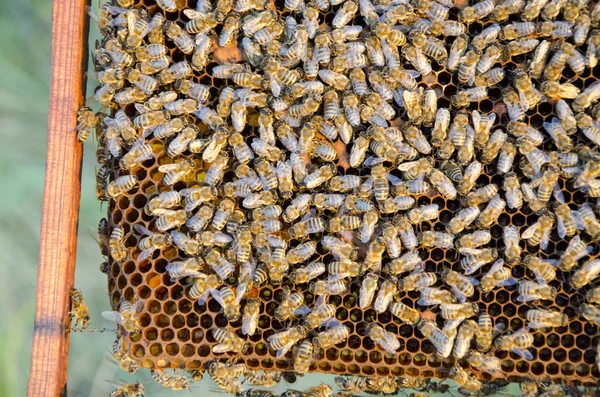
[81,0,600,391]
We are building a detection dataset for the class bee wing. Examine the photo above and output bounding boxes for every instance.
[417,298,439,306]
[210,289,226,307]
[179,188,196,197]
[516,294,536,303]
[458,246,482,257]
[134,103,151,114]
[197,290,211,306]
[520,224,537,239]
[443,318,464,332]
[518,90,530,111]
[553,182,565,203]
[293,306,311,316]
[511,347,534,361]
[182,9,204,19]
[127,10,137,34]
[158,163,181,173]
[132,300,144,315]
[540,230,551,251]
[557,216,567,239]
[235,285,246,303]
[450,285,467,303]
[328,273,349,282]
[276,343,294,358]
[396,161,420,171]
[464,275,479,286]
[499,277,518,288]
[527,321,549,329]
[212,343,232,354]
[321,317,341,328]
[102,311,124,324]
[403,70,420,78]
[270,75,282,98]
[133,224,153,237]
[136,248,155,263]
[572,211,585,230]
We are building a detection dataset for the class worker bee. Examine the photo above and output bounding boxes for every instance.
[417,287,455,306]
[480,259,517,293]
[428,169,457,199]
[526,308,568,329]
[109,225,127,263]
[495,328,534,360]
[211,327,248,354]
[456,230,491,252]
[580,304,600,326]
[450,366,482,393]
[290,261,325,285]
[133,224,172,263]
[158,158,195,186]
[461,248,498,275]
[68,288,90,330]
[522,212,554,250]
[459,0,494,22]
[476,194,506,228]
[398,272,437,292]
[570,258,600,289]
[107,175,138,198]
[366,324,401,355]
[269,325,308,357]
[560,236,592,271]
[467,351,503,377]
[294,340,315,373]
[102,300,144,334]
[453,320,478,359]
[517,280,557,303]
[275,286,309,322]
[313,324,350,349]
[109,382,144,397]
[418,320,453,358]
[419,231,454,249]
[443,269,477,303]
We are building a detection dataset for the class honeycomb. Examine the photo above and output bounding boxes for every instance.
[95,0,600,389]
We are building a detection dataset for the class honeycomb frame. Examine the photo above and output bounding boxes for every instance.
[102,0,600,386]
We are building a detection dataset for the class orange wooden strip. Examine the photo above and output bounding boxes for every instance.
[27,0,88,395]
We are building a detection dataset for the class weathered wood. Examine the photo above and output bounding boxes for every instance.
[27,0,89,395]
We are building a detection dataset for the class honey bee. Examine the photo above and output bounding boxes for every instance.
[107,175,138,198]
[580,304,600,326]
[290,261,326,285]
[443,269,478,303]
[517,280,557,303]
[398,272,437,292]
[388,300,421,325]
[522,212,554,250]
[109,382,144,397]
[480,259,517,294]
[335,376,367,393]
[269,325,308,357]
[495,328,534,360]
[526,308,568,329]
[309,279,348,296]
[560,235,592,271]
[467,351,503,377]
[427,168,457,199]
[570,258,600,289]
[475,313,505,351]
[212,327,248,354]
[294,340,315,373]
[68,288,90,330]
[450,366,482,393]
[313,324,349,349]
[452,319,478,359]
[275,286,309,322]
[419,231,454,249]
[459,0,494,22]
[417,287,455,307]
[366,324,401,355]
[102,300,144,334]
[304,165,335,189]
[418,320,453,358]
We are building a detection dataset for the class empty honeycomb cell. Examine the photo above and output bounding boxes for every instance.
[123,287,135,301]
[159,328,174,342]
[406,339,420,353]
[361,365,374,376]
[164,301,177,316]
[355,350,368,364]
[502,360,515,373]
[130,273,142,287]
[148,300,161,314]
[547,333,560,348]
[547,362,560,376]
[154,286,169,301]
[185,313,198,328]
[165,343,179,356]
[118,196,130,210]
[154,314,170,328]
[539,348,552,362]
[577,335,591,350]
[533,333,546,348]
[318,362,332,372]
[326,348,339,361]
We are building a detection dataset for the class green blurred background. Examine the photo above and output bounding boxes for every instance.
[0,0,524,395]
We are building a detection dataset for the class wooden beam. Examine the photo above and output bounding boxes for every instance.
[27,0,89,395]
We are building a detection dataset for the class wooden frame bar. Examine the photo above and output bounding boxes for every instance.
[27,0,89,395]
